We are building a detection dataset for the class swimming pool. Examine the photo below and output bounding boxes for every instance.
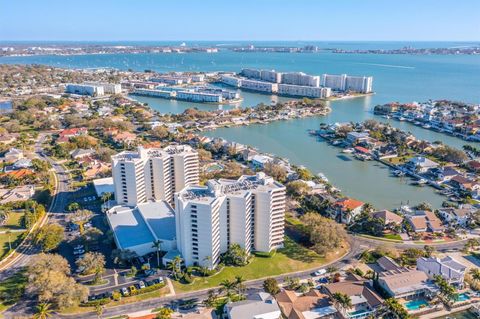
[404,299,429,311]
[347,309,372,318]
[455,293,471,302]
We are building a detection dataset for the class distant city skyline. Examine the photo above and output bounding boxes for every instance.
[1,0,479,42]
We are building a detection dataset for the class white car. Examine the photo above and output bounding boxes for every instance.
[314,268,327,276]
[138,281,146,289]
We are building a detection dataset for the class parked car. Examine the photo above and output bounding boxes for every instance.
[318,277,329,284]
[129,286,137,294]
[138,281,146,289]
[121,287,129,296]
[313,268,327,276]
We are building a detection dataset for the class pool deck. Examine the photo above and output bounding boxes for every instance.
[420,303,475,319]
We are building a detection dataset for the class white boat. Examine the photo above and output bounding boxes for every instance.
[383,115,391,119]
[414,121,421,125]
[423,124,431,129]
[398,116,406,121]
[317,173,329,183]
[342,148,354,154]
[393,170,405,177]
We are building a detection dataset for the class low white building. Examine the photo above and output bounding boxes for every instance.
[278,84,331,98]
[84,82,122,94]
[240,79,278,93]
[66,83,105,96]
[106,200,177,256]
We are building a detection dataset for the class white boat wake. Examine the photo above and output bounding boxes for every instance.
[357,63,415,69]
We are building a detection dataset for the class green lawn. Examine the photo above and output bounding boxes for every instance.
[0,212,25,231]
[0,231,26,260]
[0,270,27,312]
[383,233,402,240]
[173,236,347,293]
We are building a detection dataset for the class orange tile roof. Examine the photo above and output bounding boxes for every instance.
[335,198,364,211]
[4,169,34,178]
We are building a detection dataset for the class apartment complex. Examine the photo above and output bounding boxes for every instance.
[84,81,122,94]
[320,74,373,93]
[223,68,372,97]
[66,83,105,96]
[278,84,331,99]
[112,145,199,206]
[175,172,286,268]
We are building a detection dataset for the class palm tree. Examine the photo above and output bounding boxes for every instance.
[95,304,103,319]
[332,292,352,314]
[34,303,53,319]
[234,275,246,296]
[219,279,236,298]
[152,239,163,269]
[469,268,480,284]
[101,192,112,203]
[167,255,183,280]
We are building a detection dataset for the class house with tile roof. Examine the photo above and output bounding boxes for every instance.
[330,197,365,224]
[323,279,383,319]
[371,210,403,226]
[276,289,337,319]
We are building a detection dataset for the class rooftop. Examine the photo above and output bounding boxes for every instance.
[107,200,176,249]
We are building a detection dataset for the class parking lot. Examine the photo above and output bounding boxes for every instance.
[59,183,171,299]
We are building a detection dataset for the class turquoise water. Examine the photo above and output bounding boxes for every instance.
[456,293,471,302]
[2,42,480,209]
[404,299,429,310]
[348,309,372,318]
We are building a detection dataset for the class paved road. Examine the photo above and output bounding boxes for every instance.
[0,135,72,317]
[57,232,471,319]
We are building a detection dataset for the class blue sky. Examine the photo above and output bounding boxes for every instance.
[1,0,479,41]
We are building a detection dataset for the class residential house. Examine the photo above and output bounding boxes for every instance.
[377,256,403,272]
[58,127,88,143]
[251,154,274,169]
[417,256,466,288]
[112,132,137,146]
[377,268,437,299]
[371,210,403,226]
[438,207,474,227]
[406,211,444,233]
[224,292,282,319]
[405,156,439,173]
[1,148,23,162]
[0,185,35,204]
[70,148,95,159]
[466,160,480,173]
[323,279,383,319]
[346,132,370,145]
[242,148,258,162]
[13,158,32,169]
[450,175,480,192]
[276,289,337,319]
[331,197,364,224]
[435,166,461,183]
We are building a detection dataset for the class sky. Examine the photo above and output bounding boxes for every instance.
[0,0,479,42]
